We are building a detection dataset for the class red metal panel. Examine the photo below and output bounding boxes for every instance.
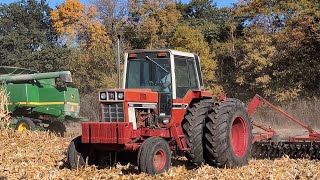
[170,125,189,151]
[100,123,117,143]
[118,123,133,144]
[289,137,320,142]
[247,95,263,117]
[81,122,90,143]
[140,128,171,138]
[90,123,101,143]
[252,133,275,143]
[171,90,211,127]
[82,122,138,144]
[131,130,141,138]
[173,90,200,103]
[201,91,213,98]
[169,109,186,127]
[125,89,158,103]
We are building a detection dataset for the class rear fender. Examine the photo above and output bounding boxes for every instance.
[170,90,212,126]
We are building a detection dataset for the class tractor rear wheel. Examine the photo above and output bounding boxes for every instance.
[48,121,66,137]
[16,118,35,131]
[67,136,91,169]
[182,99,212,166]
[204,98,252,167]
[138,137,171,175]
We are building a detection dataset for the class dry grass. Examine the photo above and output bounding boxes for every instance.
[0,85,11,127]
[0,128,319,179]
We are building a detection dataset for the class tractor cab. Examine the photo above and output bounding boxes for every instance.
[124,50,204,117]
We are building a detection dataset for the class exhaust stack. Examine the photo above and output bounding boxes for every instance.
[117,35,121,88]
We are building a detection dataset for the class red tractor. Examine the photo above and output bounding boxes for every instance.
[67,49,252,174]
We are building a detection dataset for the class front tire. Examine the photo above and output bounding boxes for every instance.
[16,118,35,131]
[67,136,90,169]
[204,98,252,167]
[138,137,171,175]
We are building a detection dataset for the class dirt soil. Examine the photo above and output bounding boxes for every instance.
[1,127,320,180]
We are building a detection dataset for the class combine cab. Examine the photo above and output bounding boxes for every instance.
[0,66,86,136]
[67,49,252,174]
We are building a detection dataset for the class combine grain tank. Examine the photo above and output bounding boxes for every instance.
[0,66,86,136]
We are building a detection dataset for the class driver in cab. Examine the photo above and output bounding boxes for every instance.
[160,71,171,92]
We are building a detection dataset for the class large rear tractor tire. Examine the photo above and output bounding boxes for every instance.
[138,137,171,175]
[204,98,252,167]
[67,136,91,169]
[182,99,212,166]
[48,121,66,137]
[16,118,35,131]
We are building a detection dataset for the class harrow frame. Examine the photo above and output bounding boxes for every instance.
[248,94,320,143]
[248,94,320,159]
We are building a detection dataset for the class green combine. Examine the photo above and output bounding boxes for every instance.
[0,66,86,136]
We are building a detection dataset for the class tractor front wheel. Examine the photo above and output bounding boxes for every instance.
[16,118,35,131]
[138,137,171,175]
[204,98,252,167]
[67,136,91,169]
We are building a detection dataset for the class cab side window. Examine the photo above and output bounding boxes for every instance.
[174,55,200,98]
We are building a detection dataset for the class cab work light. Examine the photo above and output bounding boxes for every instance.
[128,53,137,59]
[157,52,167,58]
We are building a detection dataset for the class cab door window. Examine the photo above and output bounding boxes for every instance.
[174,55,200,98]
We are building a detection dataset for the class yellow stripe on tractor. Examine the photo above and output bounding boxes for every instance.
[11,102,79,106]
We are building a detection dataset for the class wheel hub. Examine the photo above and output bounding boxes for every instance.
[17,123,28,131]
[153,150,166,171]
[231,116,248,157]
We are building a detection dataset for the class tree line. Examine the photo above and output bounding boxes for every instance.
[0,0,319,102]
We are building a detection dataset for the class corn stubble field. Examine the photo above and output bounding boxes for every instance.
[0,127,319,180]
[1,91,320,179]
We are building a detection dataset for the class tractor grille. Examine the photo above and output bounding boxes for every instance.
[101,103,124,122]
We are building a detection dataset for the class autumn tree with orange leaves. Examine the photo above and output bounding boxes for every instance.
[51,0,117,93]
[51,0,111,49]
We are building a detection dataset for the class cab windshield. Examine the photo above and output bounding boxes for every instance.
[125,55,171,92]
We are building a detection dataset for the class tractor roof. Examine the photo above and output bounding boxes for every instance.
[125,49,195,58]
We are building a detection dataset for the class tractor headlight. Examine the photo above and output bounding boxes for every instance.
[117,92,124,100]
[162,118,170,124]
[108,92,115,100]
[100,92,106,100]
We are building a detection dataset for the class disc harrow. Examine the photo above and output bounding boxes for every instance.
[248,95,320,160]
[252,141,320,159]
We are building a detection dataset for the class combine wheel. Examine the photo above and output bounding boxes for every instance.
[204,98,252,167]
[182,99,212,166]
[67,136,91,169]
[48,121,66,136]
[138,137,171,175]
[16,118,35,131]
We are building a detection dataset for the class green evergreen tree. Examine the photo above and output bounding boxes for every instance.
[0,0,70,72]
